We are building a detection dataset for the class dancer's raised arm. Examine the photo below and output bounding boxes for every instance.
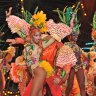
[5,7,12,17]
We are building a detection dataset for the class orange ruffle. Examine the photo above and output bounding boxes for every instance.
[10,63,27,83]
[40,41,63,67]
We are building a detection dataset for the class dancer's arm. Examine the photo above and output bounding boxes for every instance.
[6,7,29,39]
[42,36,55,48]
[6,38,25,45]
[5,7,12,17]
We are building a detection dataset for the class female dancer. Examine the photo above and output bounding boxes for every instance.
[65,14,87,96]
[6,8,55,96]
[86,14,96,95]
[24,27,55,96]
[0,47,15,96]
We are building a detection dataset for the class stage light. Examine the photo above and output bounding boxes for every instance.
[84,13,87,16]
[21,0,23,2]
[81,3,83,6]
[4,93,7,95]
[7,76,10,79]
[72,5,75,8]
[7,91,10,94]
[21,0,24,15]
[82,6,84,9]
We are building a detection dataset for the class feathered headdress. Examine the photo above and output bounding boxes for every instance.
[91,11,96,40]
[53,2,81,36]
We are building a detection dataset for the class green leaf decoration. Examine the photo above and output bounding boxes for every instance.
[75,24,81,33]
[23,10,32,24]
[62,6,67,24]
[53,9,63,14]
[53,8,66,23]
[61,70,66,78]
[18,31,26,39]
[92,11,96,30]
[34,6,39,14]
[23,6,39,26]
[72,2,81,33]
[26,43,31,47]
[65,7,73,26]
[74,2,80,14]
[53,2,81,33]
[31,44,35,50]
[44,39,49,44]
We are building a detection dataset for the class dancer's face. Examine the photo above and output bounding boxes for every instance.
[72,35,78,42]
[68,35,78,42]
[32,31,41,44]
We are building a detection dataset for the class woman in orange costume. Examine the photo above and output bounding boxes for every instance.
[7,35,64,96]
[22,17,73,96]
[22,40,63,96]
[6,7,56,96]
[8,27,55,96]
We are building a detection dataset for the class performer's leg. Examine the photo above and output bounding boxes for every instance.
[94,76,96,95]
[38,86,43,96]
[31,67,46,96]
[65,68,75,96]
[76,68,86,96]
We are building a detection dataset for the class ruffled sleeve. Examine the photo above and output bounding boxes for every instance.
[6,15,30,38]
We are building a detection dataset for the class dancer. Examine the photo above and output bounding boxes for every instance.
[22,18,72,95]
[86,11,96,95]
[5,7,55,96]
[0,46,15,96]
[65,14,87,96]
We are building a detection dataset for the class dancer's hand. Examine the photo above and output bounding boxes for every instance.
[6,39,16,45]
[70,14,76,28]
[5,7,12,17]
[6,63,11,72]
